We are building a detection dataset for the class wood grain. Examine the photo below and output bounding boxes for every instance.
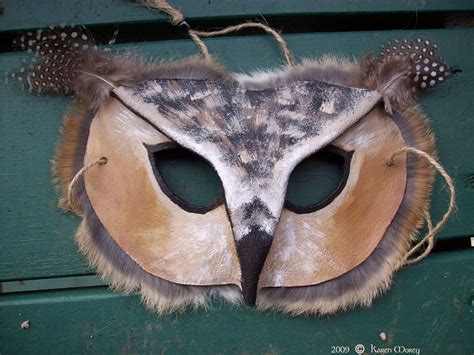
[1,0,473,32]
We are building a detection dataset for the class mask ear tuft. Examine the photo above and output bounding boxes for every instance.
[11,26,96,95]
[361,38,450,113]
[378,38,450,92]
[10,26,140,109]
[360,54,413,114]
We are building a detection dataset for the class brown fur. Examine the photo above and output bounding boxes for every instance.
[360,55,414,114]
[51,104,93,212]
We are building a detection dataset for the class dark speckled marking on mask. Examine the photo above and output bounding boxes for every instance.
[123,79,370,179]
[242,198,276,223]
[245,87,274,106]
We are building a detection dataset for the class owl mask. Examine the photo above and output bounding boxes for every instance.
[12,25,451,315]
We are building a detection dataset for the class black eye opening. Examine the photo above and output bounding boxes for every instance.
[146,142,225,214]
[285,145,353,214]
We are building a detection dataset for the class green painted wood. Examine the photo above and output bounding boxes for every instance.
[0,250,472,354]
[1,0,474,32]
[1,28,473,282]
[0,275,106,293]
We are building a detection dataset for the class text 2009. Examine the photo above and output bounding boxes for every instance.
[331,346,350,353]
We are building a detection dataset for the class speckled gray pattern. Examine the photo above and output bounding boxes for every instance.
[116,79,376,180]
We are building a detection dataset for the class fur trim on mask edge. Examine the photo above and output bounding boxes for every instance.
[52,56,435,315]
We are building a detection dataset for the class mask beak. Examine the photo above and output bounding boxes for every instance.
[235,227,273,306]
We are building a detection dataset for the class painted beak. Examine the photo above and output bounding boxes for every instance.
[235,227,273,306]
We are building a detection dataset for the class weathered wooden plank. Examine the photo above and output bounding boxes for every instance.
[1,0,474,32]
[1,275,105,293]
[1,28,473,282]
[0,250,472,354]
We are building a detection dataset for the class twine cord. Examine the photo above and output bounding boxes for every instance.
[67,157,108,215]
[387,147,456,265]
[137,0,294,65]
[188,30,212,60]
[137,0,184,25]
[192,23,294,65]
[405,211,435,265]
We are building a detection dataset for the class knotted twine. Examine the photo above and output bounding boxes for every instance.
[137,0,294,65]
[387,147,456,266]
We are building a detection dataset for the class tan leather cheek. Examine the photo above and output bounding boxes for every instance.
[84,99,241,287]
[259,109,407,288]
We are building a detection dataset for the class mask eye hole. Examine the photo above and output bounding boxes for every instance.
[285,146,353,214]
[146,142,225,214]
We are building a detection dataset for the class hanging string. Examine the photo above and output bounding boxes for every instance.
[136,0,294,65]
[404,211,435,265]
[138,0,184,25]
[387,147,456,265]
[192,23,294,66]
[67,157,108,215]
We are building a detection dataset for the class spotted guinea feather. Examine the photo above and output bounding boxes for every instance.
[11,26,97,95]
[10,26,166,109]
[377,38,450,91]
[360,38,450,114]
[10,25,231,109]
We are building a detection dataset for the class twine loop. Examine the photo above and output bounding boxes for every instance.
[67,157,108,215]
[387,147,456,265]
[137,0,294,66]
[192,23,294,66]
